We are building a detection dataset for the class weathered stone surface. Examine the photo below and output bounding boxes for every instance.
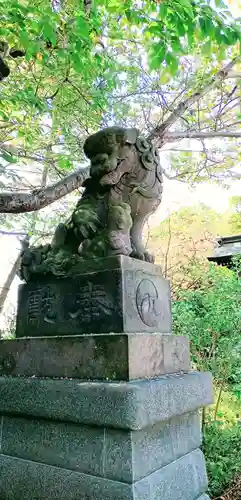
[1,412,201,483]
[16,256,172,337]
[197,496,211,500]
[128,334,190,380]
[0,453,132,500]
[0,334,189,379]
[105,411,201,482]
[0,449,208,500]
[19,127,164,282]
[0,372,213,430]
[1,416,104,478]
[133,449,208,500]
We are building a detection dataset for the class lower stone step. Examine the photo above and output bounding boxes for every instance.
[0,372,213,430]
[0,449,208,500]
[0,412,201,483]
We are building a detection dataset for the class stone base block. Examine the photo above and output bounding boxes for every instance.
[0,412,201,483]
[0,372,213,429]
[16,256,172,337]
[0,333,190,380]
[0,449,208,500]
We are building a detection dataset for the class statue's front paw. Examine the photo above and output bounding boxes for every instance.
[130,249,155,263]
[144,251,155,264]
[72,207,99,240]
[130,250,144,261]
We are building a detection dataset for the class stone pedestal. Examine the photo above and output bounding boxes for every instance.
[16,256,172,337]
[0,370,212,500]
[0,257,213,500]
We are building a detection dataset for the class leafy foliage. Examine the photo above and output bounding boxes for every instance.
[204,397,241,497]
[2,0,240,83]
[173,262,241,383]
[229,196,241,233]
[0,0,241,193]
[147,203,233,293]
[172,260,241,497]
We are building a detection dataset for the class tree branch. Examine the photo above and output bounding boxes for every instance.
[148,57,240,146]
[0,168,89,213]
[163,130,241,142]
[1,58,240,214]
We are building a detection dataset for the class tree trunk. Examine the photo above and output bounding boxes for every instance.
[0,168,89,213]
[0,251,21,314]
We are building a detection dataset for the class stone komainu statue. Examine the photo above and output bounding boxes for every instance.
[20,126,163,280]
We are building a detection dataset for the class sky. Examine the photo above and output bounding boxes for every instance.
[229,0,241,17]
[152,177,241,222]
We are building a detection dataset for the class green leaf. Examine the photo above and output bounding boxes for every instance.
[0,152,17,163]
[41,19,57,45]
[71,52,83,73]
[25,41,43,60]
[75,16,89,39]
[18,29,29,47]
[107,0,121,13]
[202,40,212,56]
[159,71,171,84]
[125,9,141,24]
[94,53,103,66]
[171,37,184,54]
[215,0,227,8]
[159,3,167,19]
[176,20,187,37]
[59,158,71,170]
[146,23,162,36]
[149,43,166,70]
[165,52,178,75]
[222,27,240,45]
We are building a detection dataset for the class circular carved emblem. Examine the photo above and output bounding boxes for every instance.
[136,279,163,327]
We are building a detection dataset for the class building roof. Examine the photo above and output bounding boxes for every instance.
[208,234,241,264]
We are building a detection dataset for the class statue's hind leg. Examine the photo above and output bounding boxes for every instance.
[130,215,155,263]
[129,193,160,263]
